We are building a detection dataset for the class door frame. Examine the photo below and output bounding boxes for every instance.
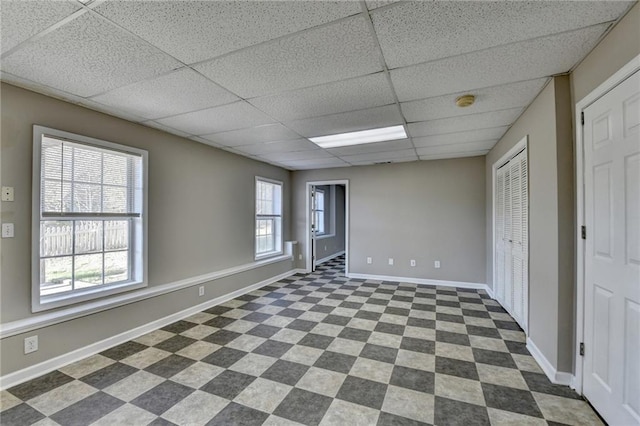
[574,53,640,395]
[305,179,350,274]
[491,135,529,333]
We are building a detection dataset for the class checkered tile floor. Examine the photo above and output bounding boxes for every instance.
[1,256,603,425]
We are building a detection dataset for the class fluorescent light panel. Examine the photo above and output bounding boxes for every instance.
[310,125,407,149]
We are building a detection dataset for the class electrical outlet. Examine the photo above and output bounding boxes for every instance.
[299,254,302,260]
[1,186,14,202]
[410,259,416,267]
[198,286,205,297]
[388,258,394,266]
[24,335,38,354]
[1,223,14,238]
[434,260,441,269]
[366,257,372,264]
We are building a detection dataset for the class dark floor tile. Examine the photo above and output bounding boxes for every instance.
[355,310,382,321]
[292,289,312,296]
[521,371,581,399]
[482,383,543,418]
[266,292,287,299]
[237,294,259,302]
[411,303,435,312]
[400,337,435,354]
[278,308,306,318]
[436,300,461,308]
[336,376,388,410]
[436,313,465,324]
[204,316,236,329]
[144,355,195,378]
[242,312,272,323]
[360,343,398,364]
[273,388,333,426]
[505,340,529,355]
[472,348,517,369]
[271,299,295,308]
[352,291,372,298]
[203,329,242,346]
[0,403,45,426]
[300,296,323,304]
[241,302,267,311]
[310,304,335,314]
[8,370,73,400]
[132,381,193,416]
[385,307,410,317]
[200,370,256,400]
[147,418,178,426]
[466,325,502,339]
[51,391,125,425]
[407,317,435,329]
[338,327,372,342]
[390,365,435,393]
[436,330,470,346]
[322,314,351,326]
[459,296,484,305]
[434,396,490,426]
[485,305,507,313]
[101,341,149,361]
[435,356,479,381]
[375,322,405,336]
[253,340,294,358]
[391,295,414,303]
[204,306,233,315]
[462,309,491,318]
[437,290,457,296]
[286,319,318,332]
[298,333,335,350]
[414,292,436,300]
[202,347,248,368]
[261,359,309,386]
[375,288,395,295]
[314,351,357,374]
[81,362,138,389]
[494,320,521,331]
[206,402,269,426]
[377,411,429,426]
[247,324,281,338]
[154,335,197,353]
[327,294,348,301]
[161,320,197,334]
[366,298,389,306]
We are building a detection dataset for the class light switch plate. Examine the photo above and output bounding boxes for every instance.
[1,186,14,202]
[1,223,14,238]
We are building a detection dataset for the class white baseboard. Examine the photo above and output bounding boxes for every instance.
[526,337,574,386]
[316,250,346,266]
[346,273,490,294]
[0,269,297,390]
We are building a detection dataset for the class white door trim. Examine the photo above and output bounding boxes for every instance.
[491,136,528,327]
[574,53,640,395]
[305,180,349,275]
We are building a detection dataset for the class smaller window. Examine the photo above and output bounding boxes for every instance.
[314,189,326,235]
[255,178,283,258]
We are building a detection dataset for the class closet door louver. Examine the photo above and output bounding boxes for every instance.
[495,170,506,303]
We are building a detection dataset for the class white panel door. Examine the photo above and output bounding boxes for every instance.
[583,70,640,425]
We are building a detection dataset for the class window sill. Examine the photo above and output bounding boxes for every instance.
[255,250,284,261]
[315,233,336,240]
[34,280,147,313]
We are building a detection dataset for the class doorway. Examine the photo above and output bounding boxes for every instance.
[576,56,640,425]
[305,180,349,274]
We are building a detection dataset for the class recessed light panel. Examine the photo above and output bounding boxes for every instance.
[310,125,407,149]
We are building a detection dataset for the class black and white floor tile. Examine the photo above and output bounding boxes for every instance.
[0,256,603,425]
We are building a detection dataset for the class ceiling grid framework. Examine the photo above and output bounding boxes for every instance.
[0,0,635,170]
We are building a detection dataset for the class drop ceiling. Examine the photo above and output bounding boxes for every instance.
[0,0,634,170]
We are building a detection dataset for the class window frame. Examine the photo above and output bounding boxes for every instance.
[314,188,326,236]
[32,125,148,313]
[254,176,283,260]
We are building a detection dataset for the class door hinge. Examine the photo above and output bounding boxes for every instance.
[580,342,585,356]
[581,111,584,126]
[581,226,586,240]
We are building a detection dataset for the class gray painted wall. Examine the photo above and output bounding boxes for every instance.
[314,184,346,262]
[292,158,486,283]
[0,83,293,375]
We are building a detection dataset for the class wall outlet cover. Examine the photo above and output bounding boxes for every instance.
[24,336,38,354]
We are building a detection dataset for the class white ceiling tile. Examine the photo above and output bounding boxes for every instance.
[259,149,334,162]
[0,13,181,98]
[189,136,224,148]
[327,138,413,156]
[408,108,523,138]
[419,151,489,161]
[0,0,81,53]
[416,140,497,156]
[372,1,631,68]
[340,148,417,163]
[234,139,320,156]
[156,101,275,136]
[195,16,382,98]
[285,104,403,138]
[90,68,239,120]
[350,156,418,166]
[200,123,301,147]
[94,1,361,64]
[401,78,548,122]
[365,1,398,11]
[141,120,193,138]
[390,24,609,102]
[280,157,350,169]
[412,127,508,148]
[251,73,395,121]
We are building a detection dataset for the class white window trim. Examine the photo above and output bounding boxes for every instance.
[31,125,149,313]
[255,176,284,260]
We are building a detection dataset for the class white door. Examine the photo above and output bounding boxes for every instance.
[495,148,529,332]
[583,70,640,425]
[311,186,317,272]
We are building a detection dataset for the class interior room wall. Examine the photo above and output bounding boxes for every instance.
[292,158,486,284]
[0,83,293,377]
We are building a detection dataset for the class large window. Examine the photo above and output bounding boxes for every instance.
[314,189,325,235]
[33,126,147,312]
[255,177,283,258]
